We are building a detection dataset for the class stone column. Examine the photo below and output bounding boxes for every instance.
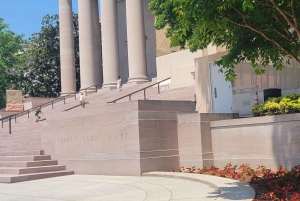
[125,0,148,83]
[78,0,97,89]
[92,0,103,88]
[59,0,76,94]
[101,0,119,87]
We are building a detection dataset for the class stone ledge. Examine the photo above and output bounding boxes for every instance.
[211,113,300,128]
[143,171,255,201]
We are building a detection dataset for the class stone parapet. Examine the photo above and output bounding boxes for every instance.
[177,113,238,169]
[211,113,300,171]
[42,100,194,175]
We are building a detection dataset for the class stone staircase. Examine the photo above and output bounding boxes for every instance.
[149,85,195,101]
[0,149,73,183]
[0,80,195,182]
[0,119,74,183]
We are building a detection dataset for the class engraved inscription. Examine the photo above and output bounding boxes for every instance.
[47,133,127,144]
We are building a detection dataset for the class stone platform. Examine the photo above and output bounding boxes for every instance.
[0,173,255,201]
[42,100,196,176]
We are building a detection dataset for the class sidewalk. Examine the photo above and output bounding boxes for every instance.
[143,172,255,201]
[0,173,255,201]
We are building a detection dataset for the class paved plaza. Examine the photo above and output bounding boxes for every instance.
[0,173,254,201]
[0,175,216,201]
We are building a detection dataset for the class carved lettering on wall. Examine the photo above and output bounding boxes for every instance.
[47,133,128,144]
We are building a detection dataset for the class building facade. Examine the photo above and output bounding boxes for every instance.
[59,0,157,93]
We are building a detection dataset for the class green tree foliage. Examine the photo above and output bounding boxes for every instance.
[0,18,24,108]
[15,14,80,97]
[149,0,300,81]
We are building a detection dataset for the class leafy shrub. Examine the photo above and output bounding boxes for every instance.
[251,93,300,116]
[176,163,300,200]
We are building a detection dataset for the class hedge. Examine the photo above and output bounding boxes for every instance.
[251,93,300,117]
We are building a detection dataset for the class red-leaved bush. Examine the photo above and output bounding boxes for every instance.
[173,163,300,201]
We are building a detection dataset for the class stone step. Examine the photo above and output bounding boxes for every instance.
[0,126,43,136]
[0,136,41,141]
[0,146,43,152]
[0,128,42,135]
[0,150,44,156]
[1,122,44,130]
[0,165,66,175]
[56,100,195,123]
[0,160,58,167]
[0,138,41,146]
[0,141,41,149]
[0,155,51,161]
[0,170,74,183]
[0,133,41,139]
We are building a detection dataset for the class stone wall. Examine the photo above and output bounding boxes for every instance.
[156,49,202,89]
[177,113,300,171]
[177,113,238,168]
[41,100,195,176]
[211,113,300,170]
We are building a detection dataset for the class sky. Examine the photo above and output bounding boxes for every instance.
[0,0,100,39]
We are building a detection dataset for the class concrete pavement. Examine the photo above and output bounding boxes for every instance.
[144,172,255,201]
[0,173,255,201]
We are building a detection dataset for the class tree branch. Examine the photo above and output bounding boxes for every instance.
[273,28,294,43]
[232,7,247,24]
[253,0,292,18]
[291,0,298,28]
[219,14,300,64]
[269,0,300,38]
[272,13,296,42]
[253,0,273,8]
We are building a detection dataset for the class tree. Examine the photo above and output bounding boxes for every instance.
[0,18,24,109]
[149,0,300,81]
[15,14,80,97]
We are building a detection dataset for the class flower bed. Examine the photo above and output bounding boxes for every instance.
[251,93,300,117]
[174,163,300,201]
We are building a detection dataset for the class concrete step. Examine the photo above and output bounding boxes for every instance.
[0,150,44,156]
[0,126,43,136]
[0,165,66,174]
[0,155,51,161]
[0,138,41,146]
[0,146,43,152]
[0,128,42,135]
[0,160,58,167]
[0,170,74,183]
[0,133,41,139]
[0,141,41,149]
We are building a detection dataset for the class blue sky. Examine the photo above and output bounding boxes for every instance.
[0,0,100,39]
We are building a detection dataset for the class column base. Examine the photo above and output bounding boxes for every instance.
[60,91,76,97]
[79,86,98,95]
[102,82,117,91]
[127,76,149,84]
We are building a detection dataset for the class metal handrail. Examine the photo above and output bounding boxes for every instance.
[107,77,171,104]
[0,85,98,134]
